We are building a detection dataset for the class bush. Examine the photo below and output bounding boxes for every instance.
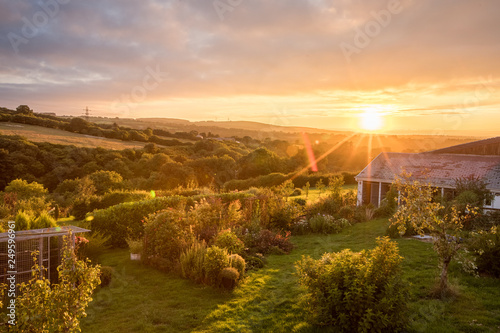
[143,209,192,269]
[293,198,307,206]
[220,267,240,290]
[180,240,207,283]
[100,266,114,287]
[308,214,350,234]
[77,231,110,263]
[253,229,293,254]
[32,212,57,229]
[214,229,244,255]
[90,195,187,247]
[204,246,230,287]
[14,211,32,231]
[291,188,302,196]
[228,253,246,277]
[245,255,265,270]
[307,195,342,218]
[296,237,409,331]
[468,226,500,277]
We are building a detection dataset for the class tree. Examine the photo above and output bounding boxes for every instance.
[390,172,476,297]
[316,179,325,197]
[0,235,100,331]
[303,181,310,199]
[16,105,33,115]
[454,175,493,209]
[88,170,123,195]
[4,179,48,200]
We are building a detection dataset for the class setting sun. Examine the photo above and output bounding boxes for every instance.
[360,109,383,131]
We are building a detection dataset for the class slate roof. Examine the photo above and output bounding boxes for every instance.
[355,152,500,190]
[429,136,500,154]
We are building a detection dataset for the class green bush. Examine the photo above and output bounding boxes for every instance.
[90,195,187,247]
[308,214,350,234]
[468,226,500,277]
[203,246,230,287]
[214,229,244,255]
[220,267,240,290]
[77,231,110,263]
[143,209,192,269]
[296,237,409,332]
[245,255,265,270]
[99,266,115,287]
[32,212,57,229]
[228,253,246,277]
[14,211,32,231]
[180,240,207,283]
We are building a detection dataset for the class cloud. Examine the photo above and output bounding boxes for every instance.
[0,0,499,131]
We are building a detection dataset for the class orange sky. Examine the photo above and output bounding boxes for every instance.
[1,0,499,135]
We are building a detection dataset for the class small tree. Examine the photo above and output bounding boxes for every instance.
[303,181,310,199]
[390,172,476,296]
[327,175,344,201]
[316,179,325,197]
[0,234,100,331]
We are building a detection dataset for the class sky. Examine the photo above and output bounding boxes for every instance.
[1,0,500,135]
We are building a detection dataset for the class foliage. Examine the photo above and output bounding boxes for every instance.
[468,226,500,277]
[308,214,351,234]
[14,210,31,231]
[77,231,111,263]
[88,170,124,195]
[204,246,230,287]
[228,254,246,277]
[214,229,244,255]
[0,236,101,332]
[126,238,143,254]
[390,172,477,296]
[32,211,57,229]
[4,179,47,200]
[454,175,493,209]
[180,239,207,283]
[252,229,293,254]
[143,209,192,269]
[90,195,187,247]
[296,237,409,332]
[220,267,240,290]
[100,266,115,287]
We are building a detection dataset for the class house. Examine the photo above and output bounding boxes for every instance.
[355,152,500,209]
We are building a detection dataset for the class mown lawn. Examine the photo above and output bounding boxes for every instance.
[81,219,500,332]
[294,184,357,203]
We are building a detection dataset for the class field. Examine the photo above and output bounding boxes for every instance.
[0,122,149,150]
[80,219,500,333]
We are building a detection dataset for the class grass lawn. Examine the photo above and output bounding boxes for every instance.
[81,219,500,332]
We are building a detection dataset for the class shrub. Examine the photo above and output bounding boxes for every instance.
[204,246,230,287]
[180,240,207,283]
[268,200,303,230]
[100,266,114,287]
[90,195,187,247]
[214,229,244,255]
[220,267,240,290]
[294,198,307,206]
[291,188,302,196]
[296,237,409,332]
[291,217,310,235]
[126,238,143,254]
[245,255,265,270]
[32,212,57,229]
[309,214,350,234]
[254,229,293,254]
[77,231,110,263]
[228,253,246,277]
[143,209,192,269]
[14,211,32,231]
[468,226,500,277]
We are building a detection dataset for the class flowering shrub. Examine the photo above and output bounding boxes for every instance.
[468,226,500,277]
[296,237,408,332]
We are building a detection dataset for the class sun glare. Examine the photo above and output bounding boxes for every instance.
[360,109,383,131]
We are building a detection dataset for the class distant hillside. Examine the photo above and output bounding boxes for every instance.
[0,122,147,150]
